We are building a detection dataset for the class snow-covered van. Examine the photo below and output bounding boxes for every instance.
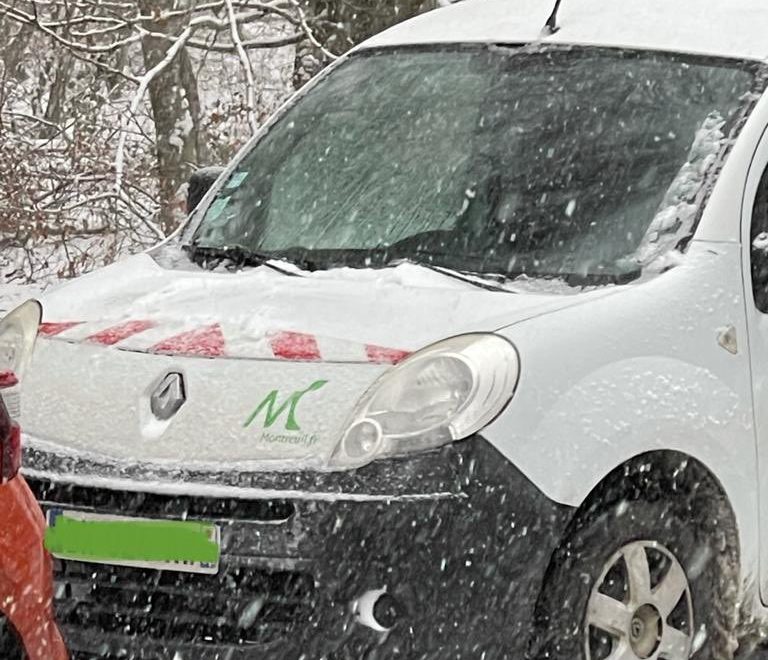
[16,0,768,657]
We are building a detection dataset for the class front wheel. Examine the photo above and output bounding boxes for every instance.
[585,539,693,659]
[530,496,738,660]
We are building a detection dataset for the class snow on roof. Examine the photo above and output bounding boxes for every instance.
[361,0,768,61]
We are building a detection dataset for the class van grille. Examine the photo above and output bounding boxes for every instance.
[53,559,316,647]
[27,478,314,650]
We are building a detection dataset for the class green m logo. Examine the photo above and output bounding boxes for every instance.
[243,380,328,431]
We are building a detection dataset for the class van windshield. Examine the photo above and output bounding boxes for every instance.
[190,46,758,286]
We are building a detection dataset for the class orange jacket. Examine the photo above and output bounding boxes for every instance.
[0,475,67,660]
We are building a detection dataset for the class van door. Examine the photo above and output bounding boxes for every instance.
[742,126,768,602]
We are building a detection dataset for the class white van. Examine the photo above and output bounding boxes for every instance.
[13,0,768,658]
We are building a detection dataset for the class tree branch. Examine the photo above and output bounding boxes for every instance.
[225,0,258,133]
[289,0,338,60]
[114,23,195,193]
[186,31,303,50]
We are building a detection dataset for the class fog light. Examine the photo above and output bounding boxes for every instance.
[341,419,382,460]
[372,593,402,629]
[352,587,403,632]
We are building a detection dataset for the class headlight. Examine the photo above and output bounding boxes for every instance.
[0,300,43,418]
[329,333,519,469]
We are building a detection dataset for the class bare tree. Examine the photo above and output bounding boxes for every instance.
[0,0,436,283]
[136,0,208,233]
[0,0,323,279]
[293,0,438,87]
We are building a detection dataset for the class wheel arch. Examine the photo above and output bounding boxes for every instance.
[527,449,743,659]
[562,449,740,578]
[574,450,738,538]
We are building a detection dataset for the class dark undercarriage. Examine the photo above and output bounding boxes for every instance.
[25,437,573,659]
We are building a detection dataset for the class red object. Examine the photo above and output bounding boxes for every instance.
[38,321,81,337]
[0,388,67,658]
[0,476,69,659]
[0,370,18,389]
[151,324,226,358]
[86,320,154,346]
[365,344,412,365]
[270,331,321,361]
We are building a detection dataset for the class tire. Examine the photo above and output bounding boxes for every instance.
[0,614,26,660]
[529,492,739,660]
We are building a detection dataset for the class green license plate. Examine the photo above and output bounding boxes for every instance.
[45,509,220,574]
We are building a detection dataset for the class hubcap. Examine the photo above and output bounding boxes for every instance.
[584,541,693,660]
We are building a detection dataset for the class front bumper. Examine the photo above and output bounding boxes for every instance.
[25,437,573,659]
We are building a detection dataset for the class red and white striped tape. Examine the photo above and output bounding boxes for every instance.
[39,320,410,364]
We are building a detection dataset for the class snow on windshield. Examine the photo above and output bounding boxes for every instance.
[634,111,726,271]
[190,45,756,289]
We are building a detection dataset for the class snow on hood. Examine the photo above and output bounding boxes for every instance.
[36,252,607,362]
[23,252,614,472]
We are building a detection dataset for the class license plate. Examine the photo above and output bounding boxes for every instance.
[45,509,220,575]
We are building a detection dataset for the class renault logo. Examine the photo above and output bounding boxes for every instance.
[151,373,186,421]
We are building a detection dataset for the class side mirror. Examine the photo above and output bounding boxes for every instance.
[186,166,226,215]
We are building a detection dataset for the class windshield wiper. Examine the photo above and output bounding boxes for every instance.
[500,266,643,287]
[390,258,642,290]
[183,244,310,276]
[387,258,514,293]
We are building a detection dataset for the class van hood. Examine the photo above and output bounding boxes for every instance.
[22,251,612,473]
[35,251,608,360]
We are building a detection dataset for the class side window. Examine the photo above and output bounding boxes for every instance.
[752,163,768,312]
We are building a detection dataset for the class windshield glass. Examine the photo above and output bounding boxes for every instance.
[191,46,757,285]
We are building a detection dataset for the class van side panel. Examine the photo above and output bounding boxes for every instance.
[486,242,760,602]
